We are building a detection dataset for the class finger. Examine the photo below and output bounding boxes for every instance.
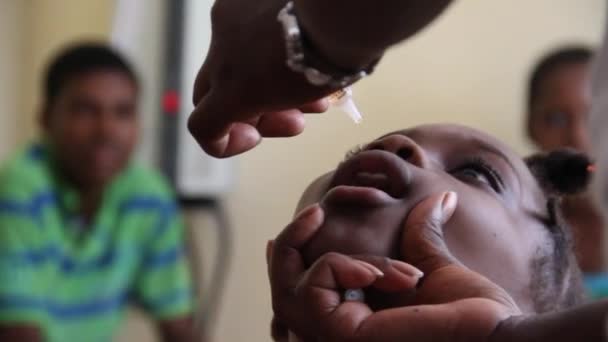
[271,204,324,295]
[257,110,306,138]
[299,253,383,292]
[189,91,262,157]
[188,91,232,151]
[298,98,330,113]
[295,253,376,339]
[350,255,423,292]
[402,192,459,275]
[191,119,261,158]
[192,60,212,105]
[270,316,289,342]
[266,240,274,266]
[266,239,275,278]
[218,123,263,158]
[351,300,511,342]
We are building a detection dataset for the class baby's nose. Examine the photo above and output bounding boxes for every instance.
[366,134,429,168]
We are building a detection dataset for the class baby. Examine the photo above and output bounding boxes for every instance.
[293,123,590,318]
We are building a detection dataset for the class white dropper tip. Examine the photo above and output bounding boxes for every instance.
[328,87,363,124]
[339,97,363,124]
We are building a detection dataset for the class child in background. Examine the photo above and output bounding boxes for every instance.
[526,46,607,298]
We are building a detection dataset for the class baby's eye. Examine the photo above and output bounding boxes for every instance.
[455,167,492,186]
[451,159,503,193]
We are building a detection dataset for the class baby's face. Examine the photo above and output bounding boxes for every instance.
[298,124,552,313]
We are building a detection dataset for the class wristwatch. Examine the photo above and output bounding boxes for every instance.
[277,1,375,88]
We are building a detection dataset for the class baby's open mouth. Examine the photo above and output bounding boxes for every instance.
[353,172,391,193]
[328,150,411,200]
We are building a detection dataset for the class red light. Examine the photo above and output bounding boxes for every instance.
[163,91,180,116]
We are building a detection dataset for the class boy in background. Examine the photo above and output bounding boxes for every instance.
[0,43,196,342]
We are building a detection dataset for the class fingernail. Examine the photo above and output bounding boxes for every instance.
[440,192,458,224]
[294,204,320,221]
[356,260,384,278]
[390,260,424,278]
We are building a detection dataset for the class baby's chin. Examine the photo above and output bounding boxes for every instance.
[300,204,419,312]
[297,185,436,311]
[301,202,409,267]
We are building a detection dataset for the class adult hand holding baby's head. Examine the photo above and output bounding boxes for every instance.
[268,193,521,342]
[267,204,422,341]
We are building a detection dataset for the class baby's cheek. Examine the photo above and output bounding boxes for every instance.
[443,195,510,262]
[443,197,539,311]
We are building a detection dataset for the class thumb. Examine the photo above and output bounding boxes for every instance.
[401,192,459,275]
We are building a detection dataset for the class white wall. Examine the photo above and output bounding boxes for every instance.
[0,1,26,158]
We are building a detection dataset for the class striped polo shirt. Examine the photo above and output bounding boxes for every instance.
[0,143,193,341]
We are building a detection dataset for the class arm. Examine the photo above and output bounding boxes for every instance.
[491,300,608,342]
[190,0,455,157]
[294,0,453,70]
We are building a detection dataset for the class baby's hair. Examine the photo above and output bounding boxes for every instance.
[525,148,592,196]
[525,149,592,312]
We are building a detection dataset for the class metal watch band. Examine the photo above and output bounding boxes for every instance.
[277,1,371,88]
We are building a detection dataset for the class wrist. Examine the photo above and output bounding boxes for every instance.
[292,0,454,71]
[292,0,384,71]
[278,1,376,87]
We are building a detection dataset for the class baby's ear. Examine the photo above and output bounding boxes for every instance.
[525,148,592,196]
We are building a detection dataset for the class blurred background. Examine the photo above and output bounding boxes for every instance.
[0,0,605,341]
